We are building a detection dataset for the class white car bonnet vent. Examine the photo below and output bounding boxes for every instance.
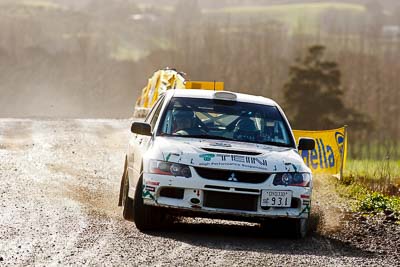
[213,91,237,101]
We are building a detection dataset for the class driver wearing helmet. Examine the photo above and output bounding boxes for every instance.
[173,109,204,135]
[233,117,260,142]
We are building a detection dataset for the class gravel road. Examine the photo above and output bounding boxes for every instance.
[0,119,398,266]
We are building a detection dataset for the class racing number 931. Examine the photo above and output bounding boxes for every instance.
[261,190,292,207]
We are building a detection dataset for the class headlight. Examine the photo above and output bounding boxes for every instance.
[149,160,192,178]
[273,173,311,187]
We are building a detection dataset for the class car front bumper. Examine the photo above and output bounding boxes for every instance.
[140,171,312,220]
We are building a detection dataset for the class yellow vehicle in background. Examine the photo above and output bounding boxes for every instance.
[134,68,224,117]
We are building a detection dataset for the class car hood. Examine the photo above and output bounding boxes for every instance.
[152,137,309,173]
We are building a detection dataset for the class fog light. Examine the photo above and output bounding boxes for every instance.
[190,198,200,204]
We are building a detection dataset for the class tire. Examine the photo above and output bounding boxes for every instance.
[122,171,134,221]
[118,157,128,207]
[133,176,163,231]
[260,218,308,238]
[261,218,295,238]
[259,218,281,236]
[294,218,309,239]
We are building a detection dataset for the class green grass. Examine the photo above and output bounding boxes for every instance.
[21,0,61,9]
[338,159,400,220]
[343,159,400,196]
[336,180,400,220]
[214,2,364,14]
[110,46,149,62]
[203,2,365,35]
[137,3,174,12]
[345,159,400,181]
[349,141,400,160]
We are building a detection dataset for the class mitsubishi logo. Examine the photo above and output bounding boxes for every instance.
[228,173,238,182]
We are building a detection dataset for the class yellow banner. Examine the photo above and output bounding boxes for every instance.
[293,127,347,176]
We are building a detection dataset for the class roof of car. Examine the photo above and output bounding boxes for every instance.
[168,89,278,106]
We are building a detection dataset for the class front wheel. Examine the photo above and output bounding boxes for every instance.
[133,177,164,231]
[122,171,134,221]
[294,218,309,239]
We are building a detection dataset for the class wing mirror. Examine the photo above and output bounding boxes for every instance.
[131,122,152,136]
[298,138,315,151]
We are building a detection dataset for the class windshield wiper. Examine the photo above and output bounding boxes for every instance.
[175,134,234,141]
[261,141,292,148]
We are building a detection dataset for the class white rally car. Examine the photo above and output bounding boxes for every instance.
[118,89,315,237]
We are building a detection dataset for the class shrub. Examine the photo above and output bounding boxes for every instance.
[357,192,400,219]
[358,192,389,212]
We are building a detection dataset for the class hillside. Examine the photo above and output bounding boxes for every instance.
[0,0,399,119]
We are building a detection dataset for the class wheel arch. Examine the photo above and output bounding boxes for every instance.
[118,155,128,206]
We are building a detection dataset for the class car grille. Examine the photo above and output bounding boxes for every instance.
[194,167,270,183]
[159,187,184,199]
[203,191,258,211]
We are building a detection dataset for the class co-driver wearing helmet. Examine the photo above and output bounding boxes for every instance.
[173,110,205,136]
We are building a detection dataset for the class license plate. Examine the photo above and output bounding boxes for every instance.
[261,190,292,207]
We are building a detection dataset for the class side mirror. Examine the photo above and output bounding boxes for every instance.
[298,138,315,151]
[131,122,152,136]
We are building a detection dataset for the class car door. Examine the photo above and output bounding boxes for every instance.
[130,96,165,186]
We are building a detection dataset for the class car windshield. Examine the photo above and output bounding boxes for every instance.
[158,97,295,147]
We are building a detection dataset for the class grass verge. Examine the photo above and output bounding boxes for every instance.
[336,175,400,221]
[344,159,400,195]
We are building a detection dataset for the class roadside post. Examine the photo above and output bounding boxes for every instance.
[340,125,348,180]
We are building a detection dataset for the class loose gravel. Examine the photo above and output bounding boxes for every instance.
[0,119,398,266]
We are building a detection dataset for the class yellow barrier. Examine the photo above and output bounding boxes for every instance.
[134,69,224,116]
[185,81,224,90]
[293,126,347,177]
